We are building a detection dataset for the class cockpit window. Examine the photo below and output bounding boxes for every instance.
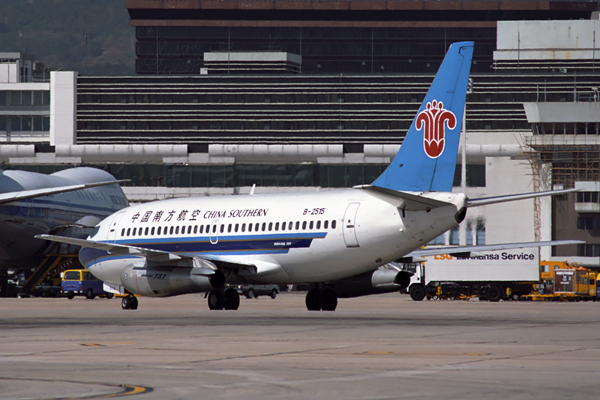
[89,226,100,239]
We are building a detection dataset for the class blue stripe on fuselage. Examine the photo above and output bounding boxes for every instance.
[78,232,326,268]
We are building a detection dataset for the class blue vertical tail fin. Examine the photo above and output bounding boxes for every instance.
[371,42,474,192]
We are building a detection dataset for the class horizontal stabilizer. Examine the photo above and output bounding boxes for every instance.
[355,185,452,210]
[0,179,129,205]
[466,188,578,208]
[407,240,583,258]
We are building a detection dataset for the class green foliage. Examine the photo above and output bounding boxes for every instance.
[0,0,134,75]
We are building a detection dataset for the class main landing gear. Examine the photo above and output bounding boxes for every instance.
[305,287,338,311]
[208,288,240,310]
[121,295,138,310]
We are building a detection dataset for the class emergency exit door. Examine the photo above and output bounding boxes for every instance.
[342,203,360,247]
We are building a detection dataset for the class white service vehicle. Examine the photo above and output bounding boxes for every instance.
[404,247,540,301]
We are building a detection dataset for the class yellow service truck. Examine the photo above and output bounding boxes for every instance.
[530,261,598,301]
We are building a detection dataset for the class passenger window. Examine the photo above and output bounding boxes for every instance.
[248,223,252,232]
[193,225,198,234]
[151,227,155,235]
[241,223,246,232]
[212,225,217,233]
[262,223,266,232]
[228,224,232,233]
[235,223,239,232]
[145,227,149,235]
[316,221,321,229]
[302,221,307,230]
[127,228,131,236]
[281,222,286,230]
[309,221,314,230]
[157,226,162,235]
[268,222,273,231]
[199,225,203,234]
[121,228,125,236]
[324,220,329,229]
[295,221,300,230]
[289,221,293,230]
[175,226,179,235]
[220,224,224,233]
[275,222,279,231]
[188,226,192,234]
[132,228,137,236]
[170,226,174,235]
[255,223,260,231]
[332,220,337,229]
[139,228,143,236]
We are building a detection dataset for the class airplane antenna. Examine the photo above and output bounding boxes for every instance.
[250,184,256,195]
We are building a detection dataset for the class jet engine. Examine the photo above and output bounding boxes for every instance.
[120,265,224,297]
[331,265,412,298]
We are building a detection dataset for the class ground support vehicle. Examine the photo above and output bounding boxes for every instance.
[404,248,540,302]
[61,269,113,299]
[236,284,279,299]
[527,261,598,301]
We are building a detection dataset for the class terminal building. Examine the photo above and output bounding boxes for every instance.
[1,0,599,266]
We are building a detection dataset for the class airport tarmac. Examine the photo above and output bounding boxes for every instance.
[1,293,599,400]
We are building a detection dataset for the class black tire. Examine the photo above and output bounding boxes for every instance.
[247,289,255,299]
[121,297,131,310]
[321,289,338,311]
[224,288,240,310]
[67,292,75,300]
[270,289,277,299]
[486,285,503,302]
[86,288,95,300]
[105,293,114,299]
[305,288,322,311]
[130,297,139,310]
[208,290,225,310]
[409,285,426,301]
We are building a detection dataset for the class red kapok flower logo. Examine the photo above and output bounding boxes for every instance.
[415,100,457,159]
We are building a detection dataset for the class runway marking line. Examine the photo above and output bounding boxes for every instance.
[0,376,152,399]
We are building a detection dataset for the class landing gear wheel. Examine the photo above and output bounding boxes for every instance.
[247,289,255,299]
[409,285,426,301]
[270,289,277,299]
[305,289,322,311]
[86,288,95,300]
[121,295,138,310]
[486,285,503,302]
[130,296,139,310]
[321,289,338,311]
[223,288,240,310]
[121,297,131,310]
[208,290,225,310]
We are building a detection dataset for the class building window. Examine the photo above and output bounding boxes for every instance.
[476,221,486,245]
[449,227,459,245]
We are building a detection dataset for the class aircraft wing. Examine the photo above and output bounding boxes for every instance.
[405,240,583,259]
[355,185,452,210]
[35,234,282,276]
[466,188,578,208]
[0,179,129,205]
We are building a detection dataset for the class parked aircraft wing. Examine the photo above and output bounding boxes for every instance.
[0,179,129,205]
[35,234,269,272]
[405,240,583,259]
[355,185,453,210]
[466,188,578,208]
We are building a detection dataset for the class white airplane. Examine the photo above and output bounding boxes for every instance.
[37,42,577,311]
[0,167,128,273]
